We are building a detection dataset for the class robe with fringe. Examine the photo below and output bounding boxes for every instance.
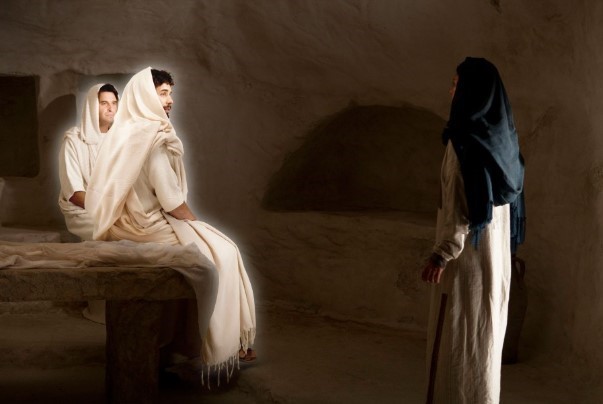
[86,67,256,370]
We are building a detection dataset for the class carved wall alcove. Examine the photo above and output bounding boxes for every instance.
[263,104,446,214]
[0,76,39,177]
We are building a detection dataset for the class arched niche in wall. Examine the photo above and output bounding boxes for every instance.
[0,73,130,179]
[0,75,40,177]
[263,104,446,214]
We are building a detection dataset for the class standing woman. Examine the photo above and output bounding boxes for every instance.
[422,57,526,404]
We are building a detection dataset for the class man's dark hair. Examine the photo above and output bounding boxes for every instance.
[98,83,119,100]
[151,69,175,88]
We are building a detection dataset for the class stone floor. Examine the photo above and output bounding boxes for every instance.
[0,302,586,404]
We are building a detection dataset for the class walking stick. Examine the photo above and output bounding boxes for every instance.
[426,293,448,404]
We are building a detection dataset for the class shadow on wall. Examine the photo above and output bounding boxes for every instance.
[263,104,446,214]
[41,94,77,143]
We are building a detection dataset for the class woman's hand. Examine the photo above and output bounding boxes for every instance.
[422,254,446,284]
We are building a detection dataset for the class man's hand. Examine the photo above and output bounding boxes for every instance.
[69,191,86,209]
[422,254,446,284]
[168,202,197,221]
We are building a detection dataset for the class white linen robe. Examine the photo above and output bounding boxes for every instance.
[427,142,511,404]
[58,83,107,241]
[86,67,255,370]
[88,130,255,368]
[58,127,103,240]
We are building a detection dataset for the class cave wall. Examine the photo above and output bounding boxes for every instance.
[1,0,602,389]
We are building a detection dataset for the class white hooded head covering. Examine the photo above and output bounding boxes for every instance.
[119,69,169,125]
[87,67,185,240]
[79,83,105,144]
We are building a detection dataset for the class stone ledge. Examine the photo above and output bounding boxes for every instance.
[0,266,195,302]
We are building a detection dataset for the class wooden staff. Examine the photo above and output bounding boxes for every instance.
[426,293,448,404]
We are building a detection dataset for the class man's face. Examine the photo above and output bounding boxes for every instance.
[98,91,118,130]
[156,83,174,117]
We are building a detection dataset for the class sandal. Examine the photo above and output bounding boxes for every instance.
[239,348,257,362]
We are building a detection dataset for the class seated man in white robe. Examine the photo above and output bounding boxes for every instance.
[58,83,119,240]
[86,68,256,381]
[58,83,119,324]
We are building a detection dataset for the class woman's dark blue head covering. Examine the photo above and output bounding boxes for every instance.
[442,57,526,251]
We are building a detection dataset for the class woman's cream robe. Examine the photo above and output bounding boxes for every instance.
[427,142,511,404]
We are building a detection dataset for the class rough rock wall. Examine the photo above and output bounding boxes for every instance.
[479,2,603,392]
[262,105,445,213]
[1,0,602,388]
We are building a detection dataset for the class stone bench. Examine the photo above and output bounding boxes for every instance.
[0,265,196,404]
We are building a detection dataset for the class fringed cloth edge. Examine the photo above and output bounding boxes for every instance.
[167,327,256,389]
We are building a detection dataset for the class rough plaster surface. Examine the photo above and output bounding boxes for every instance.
[248,211,435,330]
[263,104,444,213]
[0,0,602,391]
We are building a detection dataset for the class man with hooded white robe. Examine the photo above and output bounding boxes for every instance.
[86,67,256,378]
[58,84,118,241]
[58,83,118,324]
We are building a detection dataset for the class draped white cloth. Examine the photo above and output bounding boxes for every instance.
[427,142,511,404]
[87,67,256,367]
[0,240,218,339]
[0,239,213,271]
[58,84,107,241]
